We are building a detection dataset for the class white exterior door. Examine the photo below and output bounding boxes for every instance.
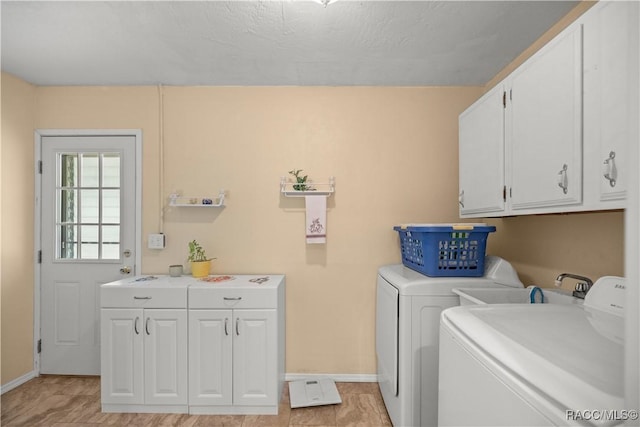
[40,134,138,375]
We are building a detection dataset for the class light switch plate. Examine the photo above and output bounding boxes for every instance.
[148,233,165,249]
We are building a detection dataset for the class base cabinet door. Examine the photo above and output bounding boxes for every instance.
[101,309,144,405]
[189,309,278,408]
[189,309,233,406]
[144,309,188,405]
[233,310,278,407]
[101,308,188,407]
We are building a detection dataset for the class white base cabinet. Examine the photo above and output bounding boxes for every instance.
[100,285,189,413]
[100,275,285,415]
[188,278,285,415]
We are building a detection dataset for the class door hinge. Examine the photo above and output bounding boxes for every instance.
[38,250,42,264]
[38,161,43,174]
[37,339,42,354]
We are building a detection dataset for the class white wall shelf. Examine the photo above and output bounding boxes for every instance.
[169,190,225,207]
[280,177,335,197]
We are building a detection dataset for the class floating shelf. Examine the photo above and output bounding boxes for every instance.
[280,177,335,197]
[169,189,226,207]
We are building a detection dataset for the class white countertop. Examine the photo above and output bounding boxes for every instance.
[101,274,285,289]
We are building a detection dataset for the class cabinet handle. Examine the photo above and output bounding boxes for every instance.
[224,318,229,336]
[223,297,242,301]
[134,316,140,335]
[603,151,617,187]
[133,296,152,300]
[236,318,240,336]
[557,164,569,194]
[458,190,464,208]
[145,317,150,335]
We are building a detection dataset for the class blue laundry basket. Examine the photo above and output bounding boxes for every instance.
[393,224,496,277]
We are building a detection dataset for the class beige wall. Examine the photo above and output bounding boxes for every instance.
[1,73,37,384]
[486,212,624,288]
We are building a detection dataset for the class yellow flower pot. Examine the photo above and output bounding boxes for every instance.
[190,260,211,278]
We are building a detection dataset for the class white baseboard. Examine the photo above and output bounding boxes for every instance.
[285,373,378,383]
[1,370,38,395]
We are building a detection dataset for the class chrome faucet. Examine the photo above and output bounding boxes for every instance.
[555,273,594,299]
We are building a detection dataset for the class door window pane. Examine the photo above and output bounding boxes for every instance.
[81,154,99,187]
[59,154,78,187]
[102,225,120,260]
[58,224,77,259]
[102,153,120,187]
[102,190,120,223]
[80,225,99,259]
[58,189,77,223]
[80,189,99,223]
[55,151,122,261]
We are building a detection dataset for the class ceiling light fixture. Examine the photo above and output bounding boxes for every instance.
[315,0,338,8]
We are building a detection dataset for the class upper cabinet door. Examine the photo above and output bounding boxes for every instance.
[459,83,506,217]
[508,24,583,211]
[583,1,638,205]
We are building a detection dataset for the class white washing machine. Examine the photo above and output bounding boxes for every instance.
[438,276,627,427]
[376,256,523,427]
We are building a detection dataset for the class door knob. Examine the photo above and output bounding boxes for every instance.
[120,266,132,274]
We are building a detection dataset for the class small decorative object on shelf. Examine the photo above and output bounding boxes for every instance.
[169,189,226,207]
[288,169,315,191]
[280,174,335,197]
[188,240,216,278]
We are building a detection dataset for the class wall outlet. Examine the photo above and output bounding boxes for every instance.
[148,233,165,249]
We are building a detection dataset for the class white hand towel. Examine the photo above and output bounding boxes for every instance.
[305,195,327,244]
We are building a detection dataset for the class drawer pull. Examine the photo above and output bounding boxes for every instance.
[134,296,152,300]
[224,297,242,301]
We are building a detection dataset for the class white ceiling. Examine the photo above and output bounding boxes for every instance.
[1,0,578,87]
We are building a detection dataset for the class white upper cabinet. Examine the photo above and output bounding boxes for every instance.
[508,23,583,211]
[583,1,638,207]
[459,83,506,217]
[459,1,638,217]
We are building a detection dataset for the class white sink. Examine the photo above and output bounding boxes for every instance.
[454,287,583,306]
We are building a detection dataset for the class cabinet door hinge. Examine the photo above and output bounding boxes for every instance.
[37,339,42,354]
[38,161,43,174]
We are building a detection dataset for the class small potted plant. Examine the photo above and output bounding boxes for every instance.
[289,169,315,191]
[188,240,215,278]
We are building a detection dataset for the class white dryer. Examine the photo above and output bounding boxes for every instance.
[376,256,523,427]
[438,276,627,427]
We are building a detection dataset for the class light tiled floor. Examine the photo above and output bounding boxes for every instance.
[1,375,392,426]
